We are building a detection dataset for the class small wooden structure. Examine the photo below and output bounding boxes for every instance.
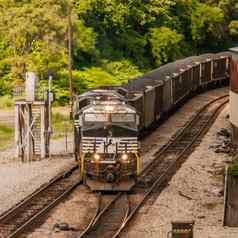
[15,72,51,161]
[223,166,238,226]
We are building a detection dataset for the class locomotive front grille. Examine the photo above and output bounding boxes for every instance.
[85,160,137,178]
[82,137,139,154]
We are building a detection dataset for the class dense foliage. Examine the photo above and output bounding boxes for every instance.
[0,0,237,104]
[229,163,238,176]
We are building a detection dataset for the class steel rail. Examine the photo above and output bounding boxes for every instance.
[78,192,102,237]
[0,164,81,238]
[8,181,81,238]
[77,192,124,238]
[112,95,229,237]
[0,164,78,221]
[140,94,229,177]
[87,193,103,227]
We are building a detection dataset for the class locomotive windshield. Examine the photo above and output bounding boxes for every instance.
[82,125,137,137]
[84,113,135,123]
[77,100,139,138]
[82,105,137,137]
[82,111,138,137]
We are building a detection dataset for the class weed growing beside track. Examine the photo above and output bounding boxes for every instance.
[0,124,13,150]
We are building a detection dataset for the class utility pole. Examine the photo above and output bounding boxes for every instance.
[48,74,52,158]
[68,2,74,118]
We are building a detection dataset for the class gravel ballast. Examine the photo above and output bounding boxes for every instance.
[0,157,75,215]
[0,133,75,215]
[124,105,238,237]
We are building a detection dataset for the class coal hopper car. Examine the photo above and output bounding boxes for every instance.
[73,52,231,191]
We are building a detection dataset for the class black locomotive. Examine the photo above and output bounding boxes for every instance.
[74,52,230,191]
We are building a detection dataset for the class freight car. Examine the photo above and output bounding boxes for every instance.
[74,52,230,191]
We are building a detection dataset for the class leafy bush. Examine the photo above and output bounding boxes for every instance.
[52,112,69,124]
[191,3,225,48]
[74,60,142,94]
[52,112,73,137]
[149,27,184,66]
[229,20,238,36]
[103,60,143,83]
[0,95,14,109]
[228,163,238,176]
[0,124,14,149]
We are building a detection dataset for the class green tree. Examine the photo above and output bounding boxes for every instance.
[0,0,237,104]
[0,0,69,80]
[0,0,98,102]
[0,39,11,95]
[191,3,225,48]
[149,26,184,66]
[229,20,238,36]
[74,0,175,67]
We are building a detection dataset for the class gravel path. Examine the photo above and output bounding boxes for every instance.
[0,135,75,215]
[0,157,75,215]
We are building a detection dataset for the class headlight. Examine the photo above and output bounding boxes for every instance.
[93,153,100,162]
[121,153,128,162]
[105,105,114,112]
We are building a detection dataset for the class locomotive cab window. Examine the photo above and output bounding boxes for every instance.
[111,113,135,123]
[83,112,137,131]
[84,113,107,122]
[83,113,135,123]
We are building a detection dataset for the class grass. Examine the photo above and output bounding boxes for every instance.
[0,111,72,149]
[0,111,72,150]
[52,112,73,139]
[0,95,14,109]
[0,124,14,149]
[228,163,238,177]
[0,101,72,144]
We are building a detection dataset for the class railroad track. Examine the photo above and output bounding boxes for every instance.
[138,94,229,185]
[77,192,129,238]
[0,165,81,238]
[78,94,229,238]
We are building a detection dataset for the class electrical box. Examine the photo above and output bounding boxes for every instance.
[168,221,194,238]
